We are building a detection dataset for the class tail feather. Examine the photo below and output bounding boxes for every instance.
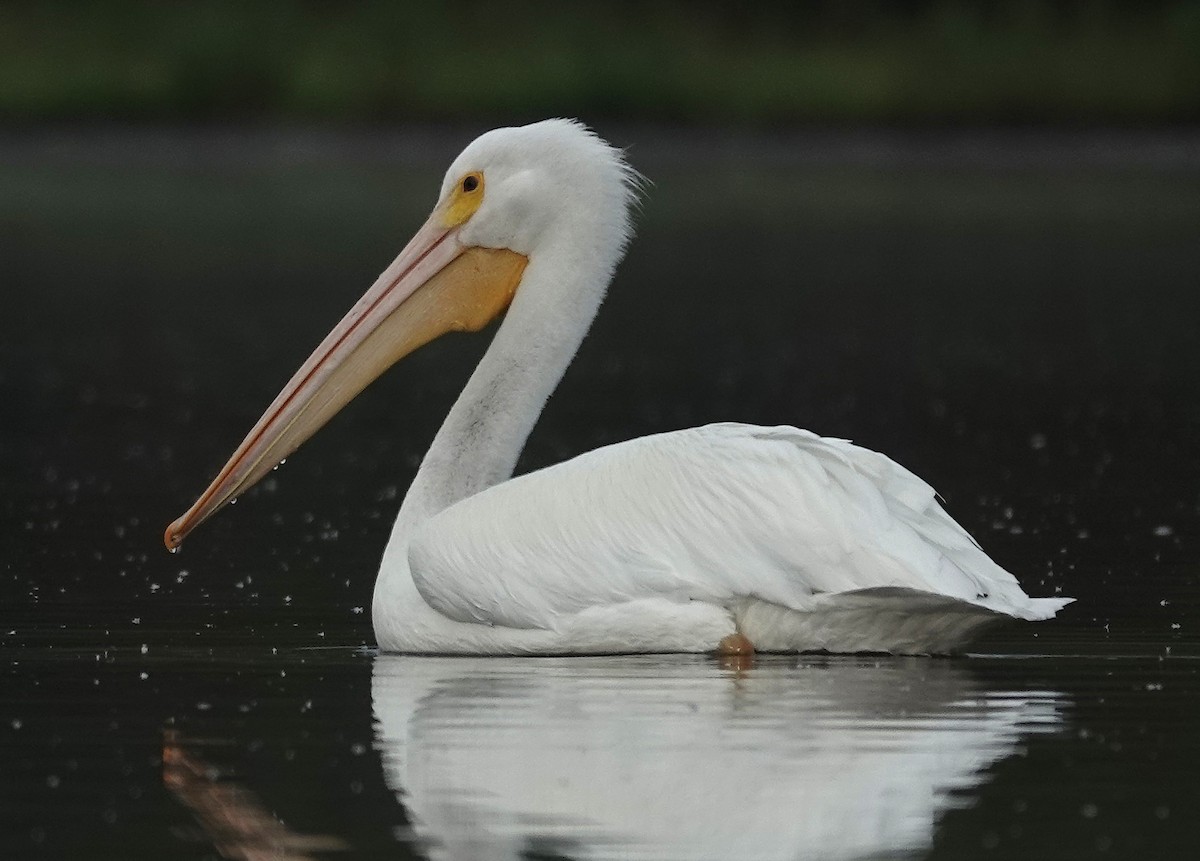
[1016,597,1075,621]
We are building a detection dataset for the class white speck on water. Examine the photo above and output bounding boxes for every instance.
[196,702,211,711]
[1029,433,1047,450]
[139,672,149,680]
[1081,803,1099,819]
[1153,524,1173,537]
[1155,805,1170,819]
[168,546,180,555]
[11,719,22,730]
[351,606,364,614]
[230,497,238,505]
[1145,682,1163,691]
[139,644,148,655]
[46,775,60,789]
[131,617,141,625]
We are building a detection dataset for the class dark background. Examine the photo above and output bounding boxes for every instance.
[2,1,1199,126]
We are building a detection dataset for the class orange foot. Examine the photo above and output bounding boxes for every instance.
[716,631,755,656]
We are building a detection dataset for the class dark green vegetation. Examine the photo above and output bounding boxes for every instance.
[3,0,1199,124]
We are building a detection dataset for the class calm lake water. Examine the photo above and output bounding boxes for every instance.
[2,127,1199,859]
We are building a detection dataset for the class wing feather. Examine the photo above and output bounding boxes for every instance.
[408,423,1040,629]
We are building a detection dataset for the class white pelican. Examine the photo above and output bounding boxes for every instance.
[165,118,1073,654]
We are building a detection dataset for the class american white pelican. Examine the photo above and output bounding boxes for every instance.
[166,118,1073,654]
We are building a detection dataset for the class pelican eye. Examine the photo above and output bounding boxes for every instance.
[442,172,485,227]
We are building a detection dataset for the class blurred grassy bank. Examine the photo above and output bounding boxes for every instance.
[1,1,1199,125]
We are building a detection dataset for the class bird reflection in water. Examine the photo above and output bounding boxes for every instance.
[162,729,348,860]
[372,656,1066,860]
[160,657,1065,860]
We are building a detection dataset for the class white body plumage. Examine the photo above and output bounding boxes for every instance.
[376,423,1069,654]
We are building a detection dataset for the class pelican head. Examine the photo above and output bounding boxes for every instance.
[442,119,636,259]
[165,119,638,549]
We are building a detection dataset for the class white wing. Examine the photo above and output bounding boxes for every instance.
[408,423,1069,638]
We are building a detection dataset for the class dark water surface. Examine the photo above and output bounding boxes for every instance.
[2,127,1199,858]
